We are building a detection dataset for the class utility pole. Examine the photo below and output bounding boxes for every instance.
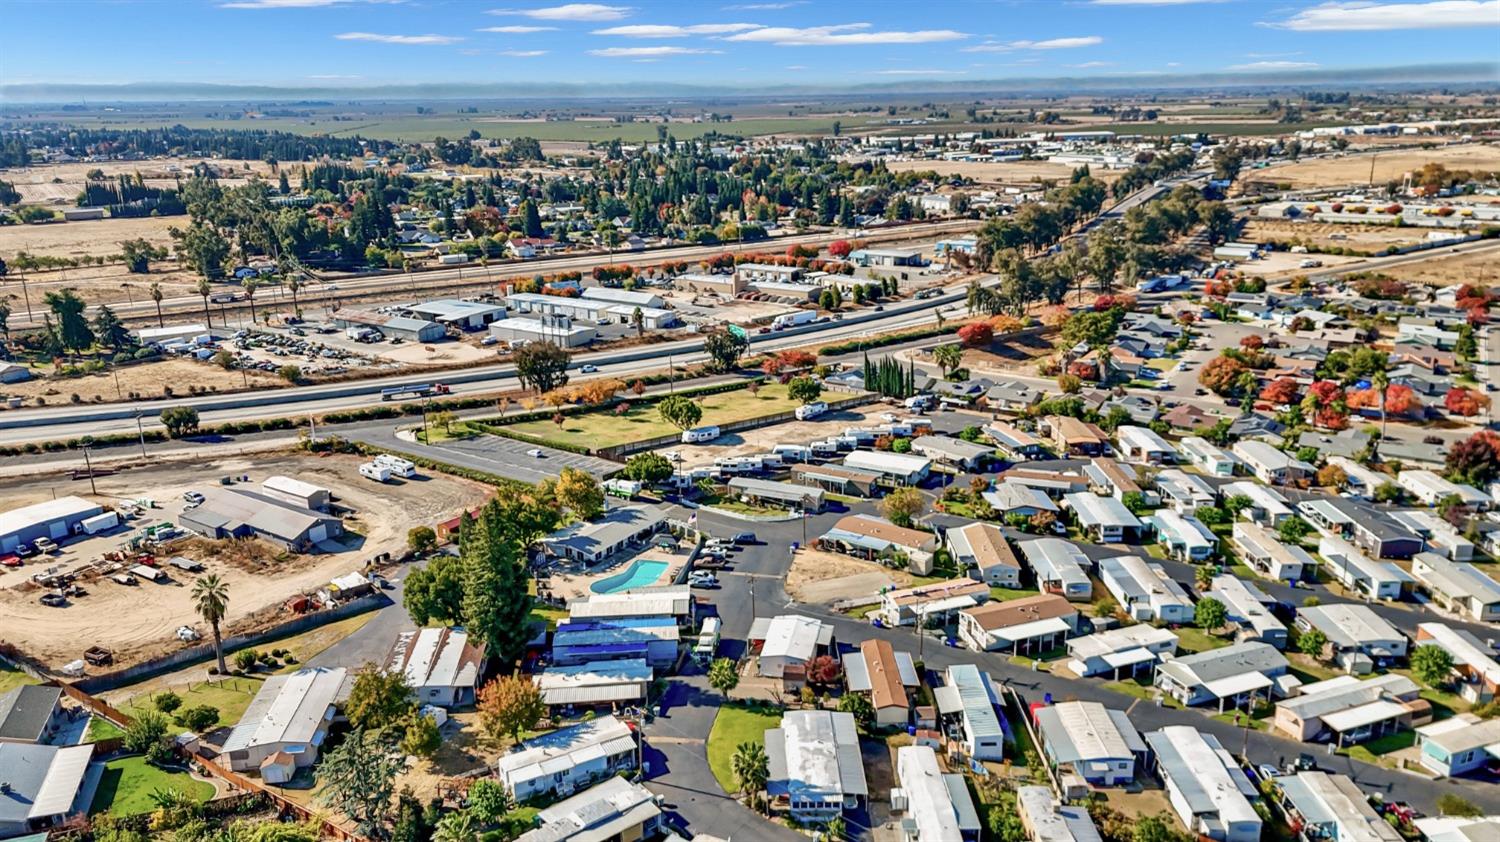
[81,444,97,495]
[134,410,148,459]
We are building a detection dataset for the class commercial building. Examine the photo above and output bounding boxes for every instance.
[765,711,868,822]
[1143,510,1217,562]
[1098,556,1192,623]
[0,743,95,839]
[1315,535,1415,599]
[792,464,883,498]
[934,664,1004,762]
[1414,623,1500,704]
[1180,437,1237,477]
[843,639,917,727]
[1066,625,1178,679]
[817,514,938,573]
[517,776,662,842]
[879,578,989,628]
[849,247,925,268]
[726,477,825,512]
[1232,440,1314,485]
[495,715,639,801]
[386,627,484,708]
[579,287,665,309]
[1232,522,1312,583]
[533,659,651,712]
[1033,701,1147,787]
[180,488,343,554]
[735,263,804,284]
[1115,425,1177,464]
[1301,498,1424,560]
[330,308,447,342]
[134,323,209,346]
[505,292,678,329]
[892,745,982,842]
[1018,538,1092,600]
[675,272,744,296]
[1145,726,1262,842]
[551,617,680,669]
[1411,553,1500,622]
[1272,772,1402,842]
[1415,713,1500,777]
[957,594,1077,655]
[542,503,668,564]
[841,450,932,486]
[488,315,597,348]
[1295,604,1408,671]
[0,686,65,745]
[260,475,331,511]
[404,298,507,330]
[751,615,834,687]
[1273,674,1424,745]
[910,435,993,470]
[945,522,1021,587]
[1017,786,1103,842]
[1155,642,1290,710]
[1064,492,1142,543]
[0,496,105,554]
[1206,574,1287,649]
[222,667,349,775]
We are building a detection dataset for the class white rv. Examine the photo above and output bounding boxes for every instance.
[795,401,828,421]
[359,462,392,483]
[373,454,416,478]
[682,425,721,444]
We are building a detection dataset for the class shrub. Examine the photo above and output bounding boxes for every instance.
[153,691,182,714]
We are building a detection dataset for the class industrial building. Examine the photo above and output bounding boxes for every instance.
[488,315,598,348]
[179,488,344,553]
[330,308,447,342]
[506,292,678,329]
[260,475,331,511]
[0,496,105,554]
[404,298,508,330]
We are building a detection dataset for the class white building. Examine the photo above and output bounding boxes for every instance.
[765,710,868,822]
[1296,604,1408,671]
[892,745,982,842]
[1415,622,1500,704]
[1233,522,1313,583]
[386,627,484,708]
[752,615,834,682]
[1034,701,1147,787]
[495,715,638,801]
[1317,535,1414,600]
[1218,481,1293,527]
[934,664,1004,761]
[842,450,932,486]
[1327,456,1390,500]
[1063,492,1142,542]
[1145,726,1262,842]
[1115,426,1177,464]
[1155,469,1216,515]
[1017,785,1104,842]
[1180,437,1236,477]
[222,667,349,776]
[260,475,332,511]
[1155,642,1290,710]
[1018,538,1093,601]
[1098,556,1192,623]
[517,776,663,842]
[1066,624,1178,679]
[1398,470,1491,510]
[1232,440,1314,485]
[945,521,1022,587]
[534,659,652,711]
[1273,772,1402,842]
[1207,575,1287,649]
[1390,510,1474,561]
[1144,510,1217,562]
[1410,553,1500,622]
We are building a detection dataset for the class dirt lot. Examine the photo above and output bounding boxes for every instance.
[785,547,922,604]
[1383,243,1500,287]
[0,261,206,309]
[652,405,884,469]
[0,452,491,669]
[0,215,181,260]
[1243,143,1500,189]
[5,159,277,205]
[884,159,1121,185]
[1243,219,1429,254]
[0,357,283,405]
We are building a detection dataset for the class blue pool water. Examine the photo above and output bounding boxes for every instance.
[590,559,669,594]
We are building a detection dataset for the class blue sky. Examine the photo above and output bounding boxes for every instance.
[4,0,1498,87]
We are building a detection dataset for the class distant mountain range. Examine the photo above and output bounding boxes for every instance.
[3,62,1497,104]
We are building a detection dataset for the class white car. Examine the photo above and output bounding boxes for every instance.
[527,448,545,458]
[183,491,205,505]
[580,364,598,373]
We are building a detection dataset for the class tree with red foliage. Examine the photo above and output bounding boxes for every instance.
[1445,387,1488,417]
[1303,380,1348,430]
[1447,430,1500,486]
[807,654,843,687]
[1469,307,1489,326]
[1177,311,1197,326]
[828,240,852,258]
[1346,388,1380,411]
[1204,280,1233,299]
[1307,380,1344,405]
[1198,355,1248,396]
[1384,384,1416,416]
[1240,335,1264,351]
[1258,378,1301,406]
[1093,295,1119,312]
[957,322,994,347]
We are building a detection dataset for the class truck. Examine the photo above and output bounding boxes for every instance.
[373,454,417,477]
[380,383,451,401]
[794,401,828,421]
[80,511,120,535]
[772,310,817,331]
[604,479,643,499]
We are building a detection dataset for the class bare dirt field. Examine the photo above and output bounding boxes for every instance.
[1243,218,1429,254]
[0,452,491,669]
[1382,244,1500,287]
[0,357,282,405]
[4,159,277,205]
[1244,143,1500,189]
[0,215,181,259]
[884,159,1121,185]
[0,262,205,310]
[785,547,920,604]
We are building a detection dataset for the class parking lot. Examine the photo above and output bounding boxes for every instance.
[231,325,394,377]
[355,427,619,484]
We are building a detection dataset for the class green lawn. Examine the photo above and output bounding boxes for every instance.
[706,705,784,796]
[89,756,215,817]
[119,676,266,729]
[0,662,39,695]
[1392,669,1472,717]
[1174,627,1231,654]
[86,716,126,743]
[1340,729,1417,768]
[1211,711,1269,731]
[503,383,808,451]
[989,585,1041,601]
[1104,677,1183,709]
[528,605,570,631]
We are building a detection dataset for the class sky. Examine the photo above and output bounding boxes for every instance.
[3,0,1498,90]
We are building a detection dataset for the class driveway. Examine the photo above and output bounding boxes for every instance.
[352,427,618,484]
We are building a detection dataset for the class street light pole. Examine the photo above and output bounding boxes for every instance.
[134,410,148,459]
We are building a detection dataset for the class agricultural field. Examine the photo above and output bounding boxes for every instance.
[0,356,284,405]
[1242,218,1431,255]
[503,382,806,450]
[1242,143,1500,189]
[1383,242,1500,287]
[3,158,276,205]
[884,159,1122,185]
[0,214,180,258]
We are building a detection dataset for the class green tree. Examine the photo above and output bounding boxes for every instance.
[154,691,182,714]
[631,305,645,338]
[837,692,875,728]
[880,486,926,528]
[346,668,415,733]
[123,710,169,755]
[623,452,673,484]
[1194,596,1228,631]
[406,526,437,555]
[173,221,230,280]
[93,305,131,351]
[1411,644,1455,687]
[1134,814,1182,842]
[513,340,571,393]
[317,727,404,839]
[704,330,749,373]
[192,573,229,674]
[787,376,823,405]
[178,705,220,733]
[400,712,441,759]
[1437,793,1484,818]
[160,405,200,438]
[555,466,605,520]
[1277,516,1312,544]
[730,741,769,809]
[277,364,301,383]
[149,282,165,327]
[242,277,261,323]
[43,290,94,353]
[658,394,704,430]
[402,554,465,627]
[520,199,544,238]
[195,278,213,328]
[932,343,964,377]
[465,779,514,824]
[708,657,739,697]
[460,499,534,670]
[476,675,547,746]
[1297,627,1328,658]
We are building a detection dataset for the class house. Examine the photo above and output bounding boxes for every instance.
[0,743,94,838]
[1314,535,1415,600]
[0,686,65,746]
[1034,701,1147,787]
[1080,459,1138,503]
[727,477,826,513]
[567,587,695,626]
[957,594,1078,655]
[1231,440,1313,485]
[911,435,993,471]
[1415,713,1500,777]
[1397,318,1461,350]
[1398,470,1492,510]
[1296,604,1408,671]
[495,715,639,801]
[1144,511,1217,562]
[517,776,662,842]
[551,617,681,669]
[386,627,484,708]
[543,503,669,564]
[1228,412,1286,442]
[1145,727,1261,842]
[1064,492,1142,542]
[818,514,938,573]
[1296,429,1371,461]
[1154,642,1290,710]
[1272,674,1424,745]
[879,578,990,628]
[1,496,106,554]
[1272,772,1402,842]
[1415,816,1500,842]
[933,664,1004,761]
[1232,522,1313,583]
[1301,499,1425,560]
[1046,416,1107,457]
[984,382,1043,414]
[981,482,1059,519]
[1390,510,1474,561]
[842,450,932,486]
[1099,556,1193,623]
[534,659,651,712]
[1411,554,1500,622]
[751,615,834,686]
[983,423,1046,461]
[1066,624,1178,679]
[1415,623,1500,704]
[180,488,345,553]
[999,467,1091,499]
[792,464,883,498]
[1115,426,1177,465]
[1104,395,1160,425]
[1217,481,1293,526]
[1179,436,1237,476]
[1017,786,1104,842]
[222,667,349,775]
[1207,575,1287,649]
[1324,457,1390,500]
[945,522,1021,587]
[1155,470,1216,514]
[765,711,868,822]
[1376,437,1447,467]
[1227,292,1273,320]
[893,745,982,842]
[843,639,918,727]
[1018,538,1093,600]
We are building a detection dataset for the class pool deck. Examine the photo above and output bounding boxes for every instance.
[545,542,693,605]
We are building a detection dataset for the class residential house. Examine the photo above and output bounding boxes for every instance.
[1099,556,1193,623]
[1232,522,1313,583]
[1218,481,1293,527]
[0,686,65,746]
[999,467,1090,499]
[1411,553,1500,622]
[1064,492,1143,542]
[1179,437,1237,476]
[1033,701,1148,787]
[1301,499,1425,560]
[934,664,1004,761]
[1115,426,1177,465]
[1144,510,1217,562]
[1376,437,1447,467]
[1227,292,1273,320]
[957,594,1078,655]
[765,711,868,822]
[1047,416,1107,457]
[386,627,484,708]
[1019,538,1093,601]
[1154,643,1291,711]
[1296,429,1372,461]
[751,615,834,688]
[879,578,990,628]
[551,617,681,669]
[1271,772,1402,842]
[1414,816,1500,842]
[842,450,932,486]
[981,481,1059,519]
[1391,511,1474,561]
[1296,604,1408,671]
[1397,317,1460,350]
[893,745,983,842]
[1084,458,1141,500]
[1272,674,1425,745]
[1228,412,1287,442]
[1155,469,1216,515]
[1314,535,1416,600]
[222,667,349,776]
[728,477,826,513]
[1414,623,1500,704]
[818,514,938,574]
[1066,625,1178,679]
[1145,726,1262,842]
[1398,470,1492,510]
[516,776,662,842]
[1103,395,1160,425]
[843,639,918,726]
[1207,575,1288,649]
[1325,456,1391,500]
[534,659,651,712]
[1018,785,1104,842]
[793,464,883,498]
[984,381,1043,414]
[912,435,994,471]
[945,522,1022,587]
[1163,404,1216,433]
[984,423,1047,461]
[1415,714,1500,777]
[567,587,696,626]
[0,743,94,838]
[496,715,639,802]
[1231,440,1314,485]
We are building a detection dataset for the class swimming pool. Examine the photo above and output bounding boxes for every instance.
[590,559,669,594]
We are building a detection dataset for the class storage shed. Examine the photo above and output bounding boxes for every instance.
[260,475,332,511]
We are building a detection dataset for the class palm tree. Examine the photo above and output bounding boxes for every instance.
[1373,370,1390,440]
[433,812,476,842]
[933,343,964,378]
[242,277,260,324]
[730,741,769,812]
[631,306,644,338]
[286,276,302,319]
[149,282,164,327]
[192,574,230,674]
[195,278,213,328]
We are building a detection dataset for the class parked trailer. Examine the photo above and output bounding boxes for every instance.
[80,511,120,535]
[794,401,828,421]
[773,444,814,462]
[373,454,417,477]
[380,383,451,401]
[682,425,721,444]
[772,310,817,330]
[359,462,392,482]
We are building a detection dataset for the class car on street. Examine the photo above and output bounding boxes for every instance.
[732,532,757,545]
[580,364,598,373]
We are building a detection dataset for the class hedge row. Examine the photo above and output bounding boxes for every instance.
[818,323,954,356]
[478,376,765,429]
[0,428,171,457]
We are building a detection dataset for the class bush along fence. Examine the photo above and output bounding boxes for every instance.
[595,392,876,459]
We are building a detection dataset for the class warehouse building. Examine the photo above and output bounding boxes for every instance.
[260,475,331,511]
[488,314,598,348]
[0,496,105,554]
[580,287,666,309]
[330,308,447,342]
[506,292,678,329]
[404,298,508,330]
[179,488,343,553]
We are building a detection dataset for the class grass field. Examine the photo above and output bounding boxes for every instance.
[504,383,806,450]
[87,716,126,743]
[0,662,40,694]
[1174,627,1231,654]
[706,704,784,797]
[118,676,266,729]
[89,756,216,817]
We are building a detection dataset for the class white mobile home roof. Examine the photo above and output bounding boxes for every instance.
[1145,726,1260,830]
[1018,785,1104,842]
[1208,574,1285,639]
[843,449,932,476]
[387,627,480,691]
[768,710,867,801]
[1018,538,1091,590]
[944,664,1002,740]
[567,586,694,621]
[1099,555,1192,609]
[1275,772,1401,842]
[1417,622,1500,688]
[1317,536,1415,589]
[1063,492,1142,530]
[1117,425,1176,456]
[1233,522,1316,570]
[1180,436,1236,467]
[1413,553,1500,606]
[1146,510,1217,550]
[757,614,832,662]
[222,667,348,755]
[1067,624,1178,661]
[1399,470,1491,506]
[912,435,993,462]
[533,659,652,706]
[1035,701,1146,765]
[897,746,981,842]
[1299,604,1405,652]
[1234,440,1313,473]
[495,715,636,789]
[1219,481,1292,520]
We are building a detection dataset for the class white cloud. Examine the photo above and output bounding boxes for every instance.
[477,25,558,32]
[501,49,549,56]
[1068,60,1114,67]
[334,31,463,44]
[1227,60,1322,70]
[872,69,966,75]
[785,64,806,70]
[588,45,722,56]
[222,0,398,8]
[592,23,760,37]
[963,35,1103,52]
[1267,1,1499,31]
[489,4,631,21]
[1090,0,1220,5]
[307,73,363,79]
[724,23,966,45]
